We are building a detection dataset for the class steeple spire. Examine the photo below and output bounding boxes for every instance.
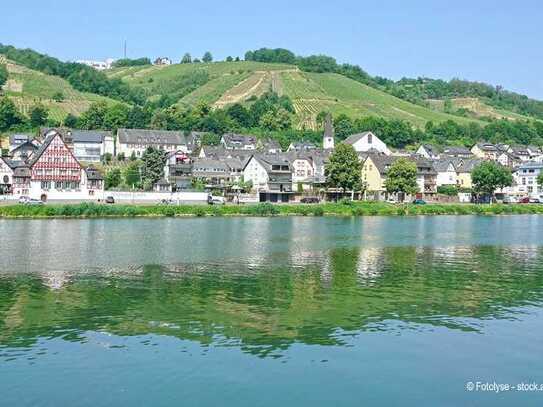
[323,113,335,150]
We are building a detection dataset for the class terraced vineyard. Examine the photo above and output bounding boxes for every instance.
[0,57,117,122]
[427,97,532,121]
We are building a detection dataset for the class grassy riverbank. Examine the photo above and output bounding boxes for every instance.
[1,201,543,218]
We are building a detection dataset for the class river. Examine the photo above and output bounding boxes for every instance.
[1,216,543,406]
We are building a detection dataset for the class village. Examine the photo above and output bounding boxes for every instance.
[1,115,542,205]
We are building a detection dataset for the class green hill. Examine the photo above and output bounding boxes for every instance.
[107,61,489,129]
[0,55,118,122]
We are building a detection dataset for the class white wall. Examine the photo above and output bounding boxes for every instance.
[243,158,268,190]
[351,133,391,155]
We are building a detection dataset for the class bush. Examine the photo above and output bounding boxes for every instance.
[312,207,324,216]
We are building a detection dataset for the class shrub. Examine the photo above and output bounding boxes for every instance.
[312,207,324,216]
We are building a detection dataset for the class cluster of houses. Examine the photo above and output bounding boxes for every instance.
[1,117,543,202]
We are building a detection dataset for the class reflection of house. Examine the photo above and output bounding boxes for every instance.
[117,129,190,158]
[72,130,114,162]
[243,155,293,202]
[344,131,391,155]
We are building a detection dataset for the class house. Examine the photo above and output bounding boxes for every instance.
[259,138,282,154]
[442,146,473,158]
[154,57,172,66]
[76,59,114,70]
[221,133,257,150]
[289,152,315,191]
[243,154,293,202]
[361,154,436,200]
[454,158,482,189]
[471,142,499,160]
[163,151,192,191]
[416,144,441,159]
[343,131,391,155]
[433,159,457,187]
[192,158,230,188]
[0,157,15,194]
[116,129,189,158]
[507,145,532,162]
[10,140,39,161]
[287,141,317,152]
[496,151,520,168]
[72,130,114,162]
[23,131,104,200]
[512,162,543,197]
[9,134,32,150]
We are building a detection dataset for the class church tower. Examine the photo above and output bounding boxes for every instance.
[323,114,335,150]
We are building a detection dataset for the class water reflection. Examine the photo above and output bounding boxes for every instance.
[2,242,543,360]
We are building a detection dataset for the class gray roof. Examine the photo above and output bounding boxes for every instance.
[453,158,482,172]
[475,142,498,152]
[443,146,471,155]
[364,153,437,175]
[432,159,456,172]
[344,132,373,146]
[192,158,229,173]
[9,134,31,145]
[247,154,292,173]
[85,167,104,180]
[72,130,111,144]
[118,129,186,146]
[419,144,441,155]
[222,133,257,148]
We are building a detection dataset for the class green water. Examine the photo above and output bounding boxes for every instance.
[1,216,543,406]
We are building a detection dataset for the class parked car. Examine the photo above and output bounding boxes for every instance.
[518,197,531,204]
[26,198,44,206]
[159,199,175,205]
[209,196,225,205]
[412,199,426,205]
[502,196,518,204]
[18,196,31,204]
[529,197,541,204]
[105,196,115,204]
[300,197,320,204]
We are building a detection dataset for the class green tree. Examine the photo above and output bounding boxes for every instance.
[103,152,112,164]
[79,101,108,129]
[29,104,49,127]
[537,173,543,188]
[0,97,24,131]
[123,161,141,188]
[117,152,126,161]
[202,52,213,63]
[63,113,78,128]
[104,103,130,130]
[471,161,513,201]
[141,147,166,190]
[181,53,192,64]
[0,64,9,87]
[259,108,291,131]
[226,56,233,62]
[52,91,64,102]
[325,143,362,199]
[104,168,121,189]
[384,158,418,201]
[333,114,355,140]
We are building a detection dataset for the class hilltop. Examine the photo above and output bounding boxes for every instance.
[106,61,485,130]
[0,55,117,122]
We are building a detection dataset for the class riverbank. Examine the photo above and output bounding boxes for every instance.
[1,201,543,218]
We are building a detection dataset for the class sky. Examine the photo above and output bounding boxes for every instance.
[2,0,542,99]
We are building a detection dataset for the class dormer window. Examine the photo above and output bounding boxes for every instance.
[368,134,373,144]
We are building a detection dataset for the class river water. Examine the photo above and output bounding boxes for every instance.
[1,216,543,406]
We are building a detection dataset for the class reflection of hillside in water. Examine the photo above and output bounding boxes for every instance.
[2,243,543,359]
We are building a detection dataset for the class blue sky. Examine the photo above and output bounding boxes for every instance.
[2,0,542,98]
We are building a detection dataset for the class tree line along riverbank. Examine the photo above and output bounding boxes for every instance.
[1,202,543,218]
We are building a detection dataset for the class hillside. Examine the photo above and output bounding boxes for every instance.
[0,55,118,122]
[107,61,484,130]
[426,97,534,121]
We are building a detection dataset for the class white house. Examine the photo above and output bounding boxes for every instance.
[512,162,543,197]
[221,133,257,150]
[343,131,391,155]
[116,129,189,158]
[243,155,293,202]
[72,130,114,162]
[416,144,441,159]
[433,159,457,186]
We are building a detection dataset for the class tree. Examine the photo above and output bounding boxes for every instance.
[104,168,121,189]
[333,114,355,140]
[141,147,166,190]
[181,53,192,64]
[471,161,513,201]
[123,161,141,188]
[0,97,24,131]
[29,104,49,127]
[537,173,543,188]
[0,64,8,88]
[117,152,126,161]
[202,52,213,63]
[52,91,64,102]
[104,103,130,130]
[226,56,233,62]
[384,158,418,201]
[63,113,78,128]
[259,108,292,131]
[79,101,108,129]
[103,152,112,164]
[325,143,362,199]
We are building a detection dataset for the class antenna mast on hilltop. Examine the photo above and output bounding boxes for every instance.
[123,40,127,59]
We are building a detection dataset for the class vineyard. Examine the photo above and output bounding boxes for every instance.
[0,57,117,122]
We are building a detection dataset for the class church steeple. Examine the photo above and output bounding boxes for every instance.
[323,114,335,150]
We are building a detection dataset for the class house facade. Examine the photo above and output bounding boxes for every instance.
[243,155,293,202]
[0,157,14,194]
[72,130,114,162]
[512,162,543,197]
[117,129,189,158]
[221,133,257,150]
[344,131,391,155]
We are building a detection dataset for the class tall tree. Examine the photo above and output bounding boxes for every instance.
[29,104,49,127]
[202,52,213,63]
[384,158,418,201]
[471,161,513,201]
[325,143,362,199]
[181,53,192,64]
[141,147,166,190]
[0,97,24,131]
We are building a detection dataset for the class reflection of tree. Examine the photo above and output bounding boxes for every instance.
[1,245,543,358]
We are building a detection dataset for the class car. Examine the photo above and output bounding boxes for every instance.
[502,196,518,204]
[518,197,531,204]
[105,196,115,204]
[159,199,175,205]
[18,196,31,204]
[529,198,541,204]
[209,196,225,205]
[26,198,44,206]
[300,197,320,204]
[412,199,426,205]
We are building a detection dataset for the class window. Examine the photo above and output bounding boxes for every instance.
[368,134,373,144]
